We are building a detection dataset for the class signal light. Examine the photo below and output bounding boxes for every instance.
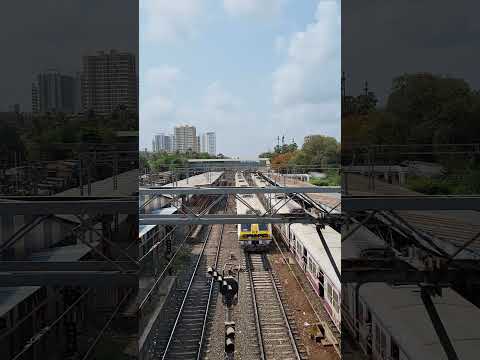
[225,322,235,353]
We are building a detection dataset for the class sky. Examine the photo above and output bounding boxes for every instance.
[140,0,341,157]
[0,0,137,113]
[342,0,480,104]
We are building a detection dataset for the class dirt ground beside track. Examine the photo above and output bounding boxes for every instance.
[268,252,339,360]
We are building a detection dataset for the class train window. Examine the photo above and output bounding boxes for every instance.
[391,338,400,360]
[333,290,340,314]
[297,242,303,256]
[308,258,318,275]
[327,282,333,304]
[258,224,269,231]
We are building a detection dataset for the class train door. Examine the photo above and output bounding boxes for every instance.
[317,270,324,298]
[302,247,307,271]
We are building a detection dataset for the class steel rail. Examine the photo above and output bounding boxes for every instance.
[140,186,340,195]
[161,224,214,360]
[138,225,196,311]
[11,289,91,360]
[271,232,341,358]
[138,195,220,310]
[246,252,266,360]
[80,289,133,360]
[265,253,302,360]
[197,198,228,360]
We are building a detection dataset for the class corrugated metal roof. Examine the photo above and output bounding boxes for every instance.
[360,284,480,360]
[0,244,94,317]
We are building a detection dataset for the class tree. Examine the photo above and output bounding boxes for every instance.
[302,135,339,166]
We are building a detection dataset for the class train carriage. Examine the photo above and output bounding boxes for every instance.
[251,173,342,330]
[342,219,480,360]
[235,172,272,251]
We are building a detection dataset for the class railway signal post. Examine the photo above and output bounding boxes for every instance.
[207,266,239,357]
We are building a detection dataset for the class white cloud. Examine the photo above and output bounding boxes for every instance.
[140,95,176,149]
[174,82,267,157]
[141,0,203,42]
[204,82,242,111]
[144,65,182,93]
[223,0,283,17]
[140,65,184,149]
[272,0,340,139]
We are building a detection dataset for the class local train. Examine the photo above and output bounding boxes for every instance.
[342,216,480,360]
[251,173,342,330]
[235,172,272,251]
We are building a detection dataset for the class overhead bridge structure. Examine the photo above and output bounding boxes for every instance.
[0,196,139,287]
[138,185,340,226]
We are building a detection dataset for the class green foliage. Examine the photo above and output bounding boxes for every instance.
[142,151,221,172]
[406,167,480,195]
[309,170,340,186]
[347,73,480,147]
[261,135,340,171]
[406,176,457,195]
[301,135,339,167]
[0,123,26,166]
[343,91,378,115]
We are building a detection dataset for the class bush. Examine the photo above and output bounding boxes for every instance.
[309,170,340,186]
[406,176,463,195]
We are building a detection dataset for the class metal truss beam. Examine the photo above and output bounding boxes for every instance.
[342,259,480,284]
[0,261,139,272]
[0,196,137,214]
[342,195,480,211]
[140,186,340,196]
[140,214,316,225]
[0,271,138,287]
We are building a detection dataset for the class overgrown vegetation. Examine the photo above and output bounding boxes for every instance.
[141,151,226,172]
[0,109,138,165]
[309,170,341,186]
[343,72,480,194]
[260,135,340,170]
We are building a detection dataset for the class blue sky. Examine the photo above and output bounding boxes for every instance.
[140,0,340,157]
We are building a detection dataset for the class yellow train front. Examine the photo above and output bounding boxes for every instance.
[235,172,272,251]
[238,221,272,251]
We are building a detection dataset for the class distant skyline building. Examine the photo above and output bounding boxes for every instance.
[31,83,39,113]
[8,104,20,113]
[152,133,174,152]
[152,126,216,155]
[81,50,137,115]
[201,132,216,155]
[174,124,197,153]
[32,70,78,113]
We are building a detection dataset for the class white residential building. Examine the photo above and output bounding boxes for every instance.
[174,125,197,153]
[201,132,216,155]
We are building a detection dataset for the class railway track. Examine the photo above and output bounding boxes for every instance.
[245,252,306,360]
[159,200,227,360]
[271,231,341,358]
